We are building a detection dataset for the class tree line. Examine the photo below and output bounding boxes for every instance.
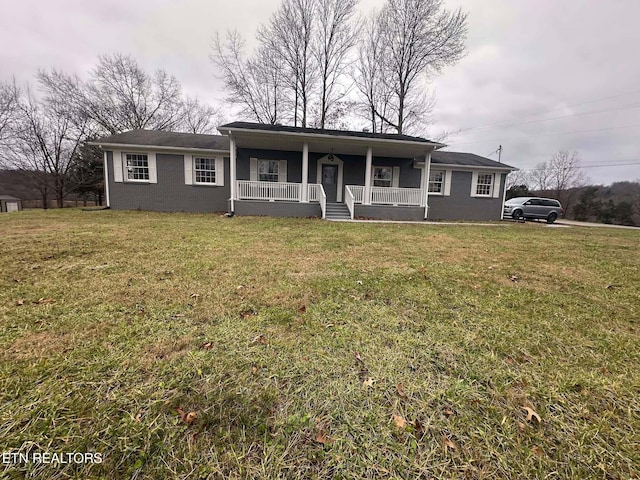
[0,55,223,208]
[506,150,640,226]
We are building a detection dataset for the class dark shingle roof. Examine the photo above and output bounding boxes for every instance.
[94,129,229,151]
[432,151,515,170]
[0,195,21,201]
[219,121,442,145]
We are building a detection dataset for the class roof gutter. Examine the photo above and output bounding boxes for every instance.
[88,141,230,154]
[431,163,517,172]
[217,126,446,150]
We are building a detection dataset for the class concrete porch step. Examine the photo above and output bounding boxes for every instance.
[325,202,351,221]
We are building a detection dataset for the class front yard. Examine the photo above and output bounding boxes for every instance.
[0,210,638,479]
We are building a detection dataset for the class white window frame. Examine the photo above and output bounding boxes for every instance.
[117,152,156,184]
[471,172,498,198]
[250,158,288,183]
[124,152,150,182]
[428,169,445,194]
[184,155,224,186]
[371,166,400,188]
[258,159,280,183]
[194,157,216,184]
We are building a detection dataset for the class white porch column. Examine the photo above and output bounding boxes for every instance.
[364,146,372,205]
[423,150,431,219]
[301,142,309,202]
[230,134,236,212]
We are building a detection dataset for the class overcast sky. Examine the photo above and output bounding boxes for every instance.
[1,0,639,185]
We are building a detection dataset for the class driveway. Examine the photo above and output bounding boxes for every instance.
[557,219,639,230]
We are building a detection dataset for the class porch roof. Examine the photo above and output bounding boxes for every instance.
[218,122,445,158]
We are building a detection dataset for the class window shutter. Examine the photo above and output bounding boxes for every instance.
[113,150,123,183]
[444,170,452,196]
[470,171,478,197]
[215,156,224,186]
[250,158,258,181]
[392,166,400,188]
[279,160,287,182]
[148,153,157,183]
[492,173,501,198]
[184,155,193,185]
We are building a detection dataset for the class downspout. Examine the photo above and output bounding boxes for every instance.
[229,134,236,215]
[103,150,111,208]
[424,150,432,219]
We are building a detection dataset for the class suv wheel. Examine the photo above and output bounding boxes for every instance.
[512,209,523,221]
[547,212,558,224]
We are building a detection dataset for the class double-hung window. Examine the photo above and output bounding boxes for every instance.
[258,160,280,182]
[125,153,149,181]
[475,173,493,196]
[428,170,444,193]
[373,167,392,187]
[194,157,216,184]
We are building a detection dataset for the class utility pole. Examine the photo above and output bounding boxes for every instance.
[498,145,502,163]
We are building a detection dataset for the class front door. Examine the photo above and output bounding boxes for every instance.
[322,165,338,202]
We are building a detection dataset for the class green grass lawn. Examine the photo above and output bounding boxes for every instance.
[1,209,638,479]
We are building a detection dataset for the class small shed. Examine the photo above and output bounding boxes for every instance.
[0,195,22,212]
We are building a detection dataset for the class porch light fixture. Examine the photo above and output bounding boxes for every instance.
[328,153,334,160]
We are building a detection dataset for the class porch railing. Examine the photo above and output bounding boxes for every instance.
[238,180,301,201]
[346,185,425,206]
[237,181,326,218]
[345,186,355,220]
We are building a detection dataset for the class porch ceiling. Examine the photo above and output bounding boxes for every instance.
[225,130,436,159]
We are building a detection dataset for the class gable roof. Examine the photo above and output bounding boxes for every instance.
[219,121,444,146]
[93,129,229,151]
[0,195,21,201]
[432,151,516,170]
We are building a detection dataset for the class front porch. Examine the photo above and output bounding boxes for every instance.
[218,121,443,221]
[235,180,426,220]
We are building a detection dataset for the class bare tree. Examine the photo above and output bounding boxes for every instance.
[211,31,285,124]
[179,96,225,134]
[312,0,358,128]
[0,81,20,145]
[357,0,467,134]
[258,0,317,127]
[38,54,185,135]
[6,84,89,207]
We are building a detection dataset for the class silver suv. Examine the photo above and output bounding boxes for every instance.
[503,197,563,223]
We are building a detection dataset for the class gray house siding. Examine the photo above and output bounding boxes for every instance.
[428,172,506,221]
[234,200,321,218]
[107,151,230,213]
[355,205,423,221]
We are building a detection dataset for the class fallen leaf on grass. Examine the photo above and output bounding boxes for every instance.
[518,422,526,431]
[532,445,544,457]
[298,305,307,314]
[251,365,258,374]
[35,298,55,305]
[354,351,364,363]
[510,275,519,282]
[443,408,454,418]
[314,430,334,446]
[175,407,197,425]
[16,299,24,306]
[396,383,408,400]
[241,310,256,319]
[414,419,425,435]
[251,334,267,345]
[392,414,406,429]
[135,409,145,422]
[200,342,214,350]
[362,377,375,388]
[523,407,541,423]
[442,435,457,450]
